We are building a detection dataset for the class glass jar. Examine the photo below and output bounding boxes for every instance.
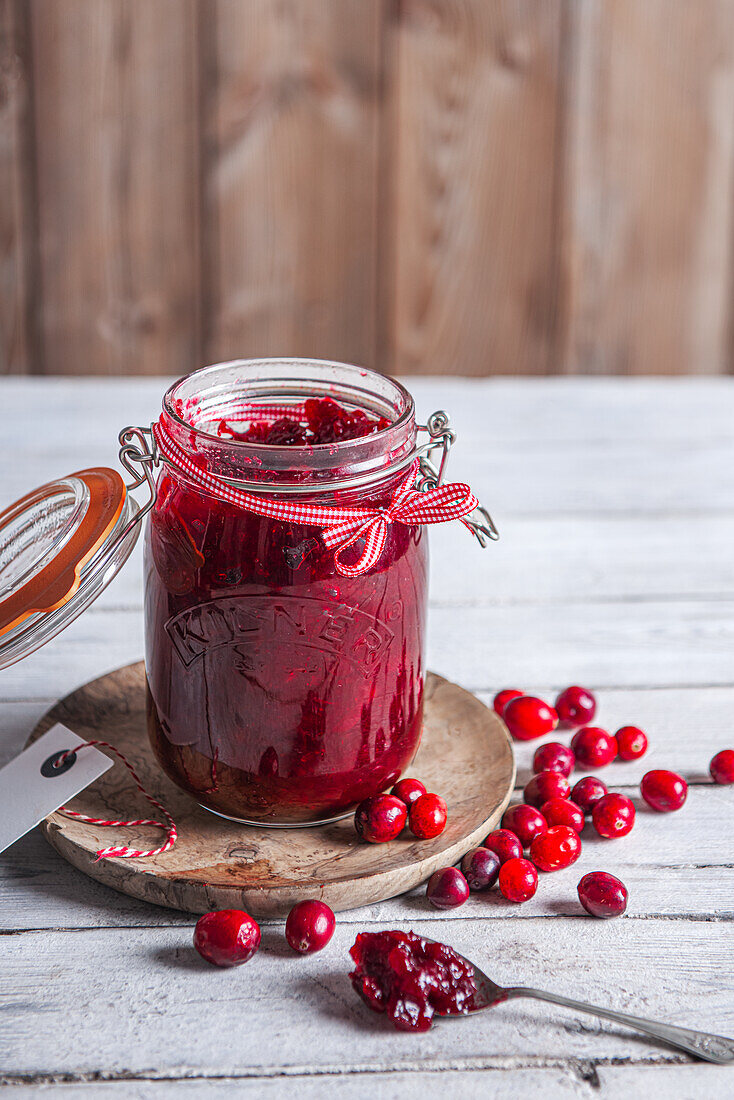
[144,359,429,825]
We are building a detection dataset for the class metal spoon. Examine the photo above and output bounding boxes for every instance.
[432,940,734,1064]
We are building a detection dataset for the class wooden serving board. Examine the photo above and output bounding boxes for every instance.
[29,663,515,918]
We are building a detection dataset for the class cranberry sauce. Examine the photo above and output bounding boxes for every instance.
[350,930,477,1031]
[144,392,427,824]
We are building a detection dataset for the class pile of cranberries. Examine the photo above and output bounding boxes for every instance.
[354,780,448,844]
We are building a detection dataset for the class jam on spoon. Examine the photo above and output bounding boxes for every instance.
[349,930,477,1032]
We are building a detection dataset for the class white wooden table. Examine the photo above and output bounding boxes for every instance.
[1,377,733,1098]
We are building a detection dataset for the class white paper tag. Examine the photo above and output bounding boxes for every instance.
[0,724,113,854]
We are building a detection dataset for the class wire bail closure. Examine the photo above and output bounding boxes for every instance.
[116,407,499,563]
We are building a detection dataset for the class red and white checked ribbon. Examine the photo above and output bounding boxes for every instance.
[152,413,480,577]
[57,740,177,861]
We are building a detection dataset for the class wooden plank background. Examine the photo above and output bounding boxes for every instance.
[1,0,734,376]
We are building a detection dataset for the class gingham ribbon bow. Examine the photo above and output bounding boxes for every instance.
[153,418,479,577]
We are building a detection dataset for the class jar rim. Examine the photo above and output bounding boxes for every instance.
[160,358,418,490]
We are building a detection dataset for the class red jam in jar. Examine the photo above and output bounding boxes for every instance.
[144,360,428,824]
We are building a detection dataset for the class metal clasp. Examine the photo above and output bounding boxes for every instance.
[416,409,499,545]
[116,425,159,533]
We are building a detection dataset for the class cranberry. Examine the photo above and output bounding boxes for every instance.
[285,900,336,954]
[483,829,524,864]
[493,688,523,717]
[409,793,448,839]
[355,794,407,843]
[349,930,477,1031]
[577,871,628,918]
[571,775,608,814]
[615,726,648,761]
[555,685,596,727]
[570,726,618,769]
[266,417,309,446]
[460,846,501,891]
[390,777,427,807]
[498,857,538,902]
[523,769,570,809]
[501,804,548,847]
[503,696,558,741]
[640,769,688,812]
[426,867,470,909]
[710,749,734,785]
[592,793,635,838]
[193,909,261,967]
[530,825,581,872]
[541,796,585,834]
[532,742,575,777]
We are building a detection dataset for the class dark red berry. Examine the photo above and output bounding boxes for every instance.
[501,804,548,847]
[640,770,688,813]
[193,909,261,967]
[409,793,448,839]
[615,726,648,761]
[530,824,581,872]
[483,828,523,864]
[426,867,470,909]
[532,742,575,777]
[710,749,734,785]
[266,417,309,446]
[498,857,538,902]
[355,794,407,843]
[460,846,501,891]
[524,769,570,809]
[571,775,608,814]
[285,900,336,954]
[577,871,628,918]
[555,685,596,727]
[570,726,618,769]
[541,796,585,834]
[503,696,558,741]
[493,688,523,717]
[592,793,635,838]
[391,777,427,807]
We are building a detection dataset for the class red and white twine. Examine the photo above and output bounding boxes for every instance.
[57,740,177,861]
[152,409,480,577]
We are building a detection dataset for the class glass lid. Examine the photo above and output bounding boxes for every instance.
[0,468,141,670]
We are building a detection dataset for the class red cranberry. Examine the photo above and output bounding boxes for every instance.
[532,742,575,777]
[355,794,407,843]
[578,871,628,918]
[570,726,618,769]
[391,777,427,807]
[503,696,558,741]
[285,900,336,954]
[710,749,734,785]
[493,688,523,717]
[640,769,688,812]
[592,793,635,838]
[193,909,261,967]
[615,726,648,761]
[571,775,608,814]
[409,793,448,839]
[530,825,581,872]
[426,867,470,909]
[483,828,523,864]
[460,846,501,891]
[541,796,585,834]
[555,685,596,727]
[267,417,309,446]
[498,857,538,902]
[501,804,548,847]
[523,769,570,809]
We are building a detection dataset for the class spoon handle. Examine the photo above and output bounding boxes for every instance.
[504,986,734,1064]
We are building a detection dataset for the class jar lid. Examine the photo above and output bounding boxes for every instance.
[0,467,141,670]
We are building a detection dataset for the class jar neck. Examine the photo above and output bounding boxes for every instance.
[160,359,417,493]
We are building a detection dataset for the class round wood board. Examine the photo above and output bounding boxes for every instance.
[29,663,515,918]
